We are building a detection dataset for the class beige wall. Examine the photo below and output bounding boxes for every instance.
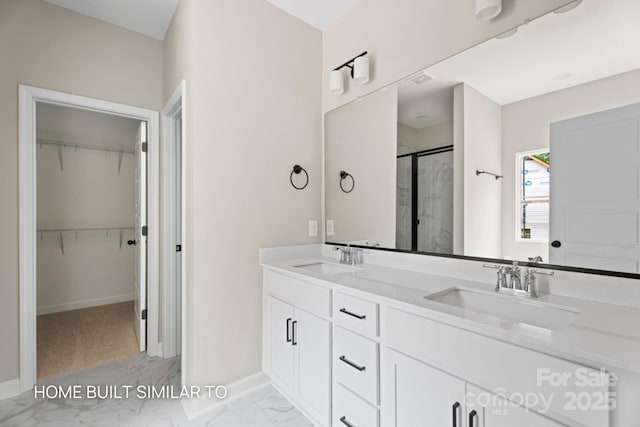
[459,84,503,258]
[326,87,398,247]
[0,0,162,383]
[36,105,138,314]
[163,0,322,387]
[323,0,571,112]
[398,121,453,154]
[501,69,640,262]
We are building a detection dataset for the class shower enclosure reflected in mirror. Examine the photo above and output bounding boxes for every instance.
[324,0,640,276]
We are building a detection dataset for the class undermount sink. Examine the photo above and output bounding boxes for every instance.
[293,262,361,275]
[425,287,580,331]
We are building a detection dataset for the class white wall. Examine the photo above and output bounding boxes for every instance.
[0,0,162,384]
[323,0,572,113]
[501,69,640,262]
[163,0,322,388]
[36,105,138,314]
[461,84,503,258]
[326,87,398,247]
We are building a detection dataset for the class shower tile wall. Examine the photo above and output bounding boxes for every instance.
[417,152,453,253]
[396,146,413,250]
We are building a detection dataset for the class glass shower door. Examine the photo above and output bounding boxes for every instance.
[416,151,453,254]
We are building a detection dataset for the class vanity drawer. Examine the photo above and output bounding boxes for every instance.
[334,326,379,405]
[333,292,378,337]
[263,269,331,318]
[333,384,379,427]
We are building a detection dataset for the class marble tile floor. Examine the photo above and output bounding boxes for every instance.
[0,354,313,427]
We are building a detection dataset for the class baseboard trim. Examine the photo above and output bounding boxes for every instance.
[37,294,135,315]
[181,371,269,421]
[0,379,20,400]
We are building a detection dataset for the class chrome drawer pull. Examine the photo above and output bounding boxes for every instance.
[339,416,355,427]
[339,308,366,320]
[339,355,366,371]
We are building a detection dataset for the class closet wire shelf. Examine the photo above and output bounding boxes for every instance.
[37,226,135,255]
[37,138,135,175]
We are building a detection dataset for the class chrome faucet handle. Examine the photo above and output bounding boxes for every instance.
[484,264,507,291]
[509,262,522,290]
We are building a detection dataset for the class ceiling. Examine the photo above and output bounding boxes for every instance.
[46,0,357,37]
[398,0,640,129]
[45,0,180,40]
[265,0,359,30]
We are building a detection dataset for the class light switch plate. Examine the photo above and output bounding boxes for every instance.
[326,220,334,236]
[308,220,318,237]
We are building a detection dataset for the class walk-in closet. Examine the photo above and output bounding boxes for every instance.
[36,103,143,380]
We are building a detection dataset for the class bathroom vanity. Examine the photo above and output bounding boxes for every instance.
[260,247,640,427]
[263,2,640,426]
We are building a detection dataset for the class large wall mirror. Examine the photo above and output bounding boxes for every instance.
[325,0,640,277]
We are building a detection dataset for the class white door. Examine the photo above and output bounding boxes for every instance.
[133,121,148,352]
[175,115,182,356]
[294,308,331,426]
[382,348,466,427]
[467,384,563,427]
[550,102,640,273]
[269,297,294,389]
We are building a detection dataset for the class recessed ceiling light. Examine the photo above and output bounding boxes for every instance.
[408,71,434,85]
[554,0,582,14]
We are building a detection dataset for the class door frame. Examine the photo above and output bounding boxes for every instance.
[160,81,187,378]
[18,85,160,391]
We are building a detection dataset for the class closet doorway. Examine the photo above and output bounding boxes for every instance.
[35,104,147,380]
[19,86,160,391]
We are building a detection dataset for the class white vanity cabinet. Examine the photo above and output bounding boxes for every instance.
[332,292,381,427]
[382,306,611,427]
[263,270,332,426]
[382,349,565,427]
[262,264,631,427]
[467,384,564,427]
[382,348,466,426]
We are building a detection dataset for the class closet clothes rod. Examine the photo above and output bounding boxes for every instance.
[37,139,135,155]
[37,226,134,233]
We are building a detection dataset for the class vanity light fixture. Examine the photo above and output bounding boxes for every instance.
[475,0,502,21]
[330,70,344,95]
[330,51,369,95]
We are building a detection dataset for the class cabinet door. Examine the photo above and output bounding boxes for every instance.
[295,308,331,426]
[467,384,563,427]
[269,297,295,390]
[383,349,466,427]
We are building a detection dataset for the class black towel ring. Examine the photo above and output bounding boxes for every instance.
[339,171,355,193]
[290,164,309,190]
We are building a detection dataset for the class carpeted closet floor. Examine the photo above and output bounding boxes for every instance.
[37,301,140,381]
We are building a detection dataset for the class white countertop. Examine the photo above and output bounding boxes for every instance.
[262,256,640,375]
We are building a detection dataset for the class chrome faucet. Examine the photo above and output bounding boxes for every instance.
[508,262,522,290]
[484,262,554,298]
[333,245,363,266]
